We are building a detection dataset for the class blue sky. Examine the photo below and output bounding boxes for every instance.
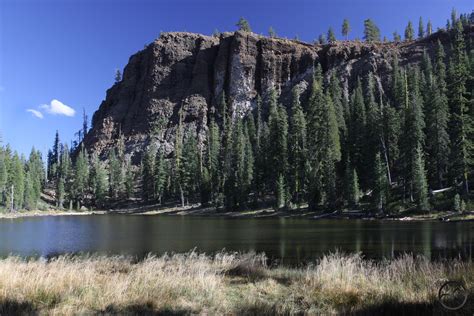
[0,0,472,157]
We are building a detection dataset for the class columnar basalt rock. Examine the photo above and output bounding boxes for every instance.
[82,27,473,162]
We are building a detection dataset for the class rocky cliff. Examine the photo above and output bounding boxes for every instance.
[82,27,473,161]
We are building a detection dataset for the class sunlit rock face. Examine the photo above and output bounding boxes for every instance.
[82,26,473,162]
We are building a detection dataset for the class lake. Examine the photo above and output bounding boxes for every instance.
[0,215,473,264]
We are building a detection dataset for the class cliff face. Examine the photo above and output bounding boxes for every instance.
[83,28,471,161]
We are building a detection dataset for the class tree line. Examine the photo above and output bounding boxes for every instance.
[137,18,472,213]
[234,9,473,44]
[0,144,45,211]
[0,13,472,213]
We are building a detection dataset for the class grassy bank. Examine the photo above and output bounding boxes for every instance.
[0,252,473,315]
[0,209,105,219]
[3,203,473,222]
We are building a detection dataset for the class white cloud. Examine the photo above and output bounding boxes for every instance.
[26,109,44,119]
[40,99,75,117]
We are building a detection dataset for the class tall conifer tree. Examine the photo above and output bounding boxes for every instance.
[447,21,471,195]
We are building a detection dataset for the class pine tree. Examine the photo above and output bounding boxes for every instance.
[57,176,65,209]
[349,78,367,187]
[82,109,88,140]
[288,87,307,206]
[115,70,122,83]
[23,171,35,210]
[57,144,72,208]
[448,21,470,195]
[327,27,336,42]
[268,89,284,187]
[124,156,134,199]
[342,18,350,40]
[225,118,245,210]
[73,145,89,207]
[220,116,233,207]
[426,20,433,36]
[467,35,474,191]
[277,103,289,186]
[180,134,199,205]
[108,148,123,198]
[153,150,166,204]
[451,8,457,27]
[344,157,359,207]
[276,174,286,209]
[200,165,211,206]
[173,108,186,206]
[363,19,380,42]
[246,114,257,158]
[405,21,414,41]
[268,90,289,207]
[48,130,60,180]
[141,145,155,202]
[364,72,382,182]
[253,95,266,198]
[318,34,326,45]
[382,104,400,183]
[8,153,24,210]
[24,148,44,209]
[236,17,251,32]
[373,152,389,212]
[420,50,433,102]
[329,72,347,138]
[418,17,424,38]
[401,67,425,202]
[306,65,341,209]
[207,117,221,204]
[90,152,108,207]
[391,55,406,108]
[259,123,271,193]
[268,26,276,38]
[425,41,450,188]
[393,32,401,42]
[306,64,325,210]
[116,131,125,161]
[412,146,429,210]
[0,148,7,205]
[242,122,254,204]
[320,93,341,208]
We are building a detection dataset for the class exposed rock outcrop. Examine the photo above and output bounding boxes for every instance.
[82,27,473,162]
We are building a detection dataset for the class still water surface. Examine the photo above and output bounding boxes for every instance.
[0,215,473,264]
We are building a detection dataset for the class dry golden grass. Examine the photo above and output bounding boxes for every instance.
[0,251,472,315]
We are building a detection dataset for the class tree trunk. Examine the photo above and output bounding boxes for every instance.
[10,185,14,212]
[179,185,184,208]
[380,137,392,185]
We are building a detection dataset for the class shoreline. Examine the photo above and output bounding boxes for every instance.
[1,205,473,222]
[0,209,107,219]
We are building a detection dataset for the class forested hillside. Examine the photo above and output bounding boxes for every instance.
[0,11,472,213]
